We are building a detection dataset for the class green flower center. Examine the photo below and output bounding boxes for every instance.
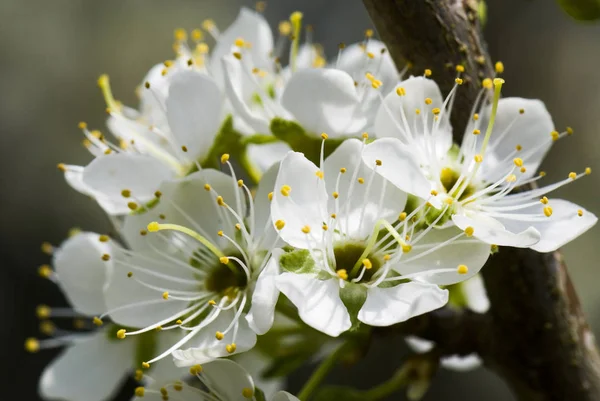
[333,242,383,283]
[190,251,248,294]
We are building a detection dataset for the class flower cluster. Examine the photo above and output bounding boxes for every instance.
[30,6,596,401]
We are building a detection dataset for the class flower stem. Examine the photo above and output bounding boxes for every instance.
[297,343,349,401]
[362,364,412,400]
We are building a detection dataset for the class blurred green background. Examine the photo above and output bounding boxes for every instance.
[1,0,599,400]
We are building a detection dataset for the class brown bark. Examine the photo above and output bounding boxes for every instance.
[363,1,600,400]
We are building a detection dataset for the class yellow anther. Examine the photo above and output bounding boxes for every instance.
[444,198,454,205]
[567,126,574,135]
[208,300,216,306]
[539,171,547,177]
[473,113,480,121]
[457,264,469,275]
[57,163,67,172]
[578,209,584,217]
[506,174,517,183]
[482,78,493,89]
[155,326,163,332]
[196,43,209,54]
[315,170,324,179]
[340,168,347,174]
[383,254,391,261]
[337,269,348,280]
[242,387,254,398]
[473,129,481,135]
[162,292,169,300]
[40,320,55,335]
[424,69,432,77]
[237,179,244,188]
[127,272,133,278]
[365,28,374,37]
[203,184,212,192]
[430,190,438,196]
[362,259,373,270]
[301,225,311,234]
[41,242,53,255]
[221,154,230,164]
[116,329,126,339]
[465,226,474,237]
[544,206,553,217]
[321,132,329,140]
[127,202,138,211]
[455,78,463,85]
[493,78,505,86]
[25,338,40,353]
[425,97,433,105]
[141,362,150,369]
[191,29,203,41]
[569,172,577,180]
[331,213,337,219]
[189,364,203,375]
[365,72,374,80]
[280,185,291,196]
[415,108,421,115]
[322,224,328,231]
[135,387,145,397]
[275,220,285,230]
[134,369,144,381]
[513,158,523,167]
[234,37,245,47]
[226,343,237,353]
[38,264,52,278]
[362,132,369,139]
[93,317,103,326]
[367,52,375,59]
[268,191,274,201]
[181,145,188,152]
[432,107,441,115]
[520,167,527,173]
[399,212,407,221]
[516,144,523,151]
[216,196,225,206]
[202,19,215,31]
[120,189,132,198]
[456,65,465,73]
[551,131,560,141]
[235,223,242,231]
[220,256,230,264]
[176,319,183,325]
[147,222,160,232]
[585,167,592,175]
[36,305,51,319]
[495,61,504,74]
[474,154,483,163]
[279,21,292,35]
[396,87,406,96]
[160,388,168,397]
[173,382,183,391]
[402,244,412,253]
[174,28,187,41]
[358,177,365,184]
[540,196,549,204]
[375,159,382,166]
[215,331,224,340]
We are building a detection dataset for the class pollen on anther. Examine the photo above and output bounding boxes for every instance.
[315,170,324,179]
[340,167,347,174]
[208,300,216,306]
[127,272,133,278]
[465,227,474,237]
[432,107,441,115]
[482,78,492,89]
[215,331,224,340]
[543,206,553,217]
[430,190,438,196]
[402,244,412,253]
[399,212,407,221]
[275,220,285,230]
[127,202,138,211]
[142,362,150,369]
[216,196,225,206]
[162,292,169,300]
[383,254,391,261]
[567,127,574,135]
[516,144,523,151]
[189,364,202,375]
[321,132,328,140]
[578,209,584,217]
[585,167,592,175]
[474,154,483,163]
[473,113,480,121]
[101,254,111,261]
[425,97,433,105]
[362,132,369,139]
[396,87,406,96]
[455,78,463,85]
[322,224,328,231]
[456,65,465,73]
[457,264,469,274]
[332,191,339,199]
[226,343,237,353]
[358,177,365,184]
[237,179,244,188]
[280,185,291,196]
[221,154,230,164]
[301,225,311,234]
[337,269,348,280]
[331,213,337,219]
[147,222,160,232]
[551,131,560,141]
[116,329,126,339]
[362,259,373,270]
[220,256,230,264]
[424,69,432,77]
[513,158,523,167]
[569,172,577,180]
[242,387,254,398]
[540,196,549,204]
[134,387,145,397]
[93,317,103,328]
[506,174,517,183]
[134,369,144,381]
[375,159,382,166]
[38,265,52,279]
[204,184,211,191]
[495,61,504,74]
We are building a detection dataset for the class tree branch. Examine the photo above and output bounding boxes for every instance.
[363,1,600,400]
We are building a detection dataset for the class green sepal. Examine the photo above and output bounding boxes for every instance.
[279,248,317,274]
[269,118,346,165]
[339,283,368,331]
[253,388,267,401]
[446,282,469,309]
[557,0,600,20]
[194,115,243,171]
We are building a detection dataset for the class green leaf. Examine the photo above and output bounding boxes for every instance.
[339,283,367,330]
[270,118,346,165]
[313,386,368,401]
[279,249,318,274]
[557,0,600,20]
[253,387,267,401]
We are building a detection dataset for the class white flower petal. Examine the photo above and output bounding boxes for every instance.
[374,76,452,158]
[233,351,285,399]
[324,138,406,238]
[202,359,255,401]
[82,154,173,215]
[276,273,351,337]
[440,354,482,371]
[104,247,196,328]
[362,138,433,200]
[210,7,274,84]
[281,68,363,136]
[452,210,541,247]
[358,282,448,326]
[172,310,257,366]
[166,71,223,161]
[247,142,291,173]
[221,54,271,133]
[395,227,490,285]
[246,249,282,335]
[405,336,434,353]
[146,331,188,382]
[476,98,554,181]
[53,232,112,315]
[271,152,328,249]
[271,392,301,401]
[40,331,133,401]
[495,199,597,252]
[461,274,490,313]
